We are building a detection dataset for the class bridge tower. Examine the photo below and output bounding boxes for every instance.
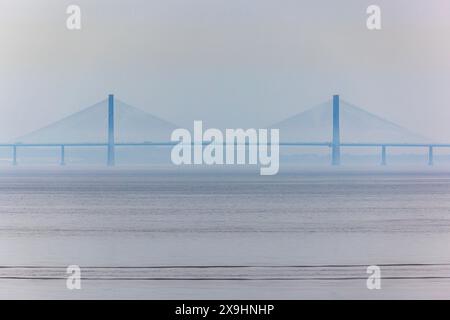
[332,94,341,166]
[107,94,115,166]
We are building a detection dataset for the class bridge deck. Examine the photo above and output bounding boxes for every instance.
[1,142,449,147]
[0,142,446,166]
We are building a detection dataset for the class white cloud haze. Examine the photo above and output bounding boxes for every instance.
[1,0,450,142]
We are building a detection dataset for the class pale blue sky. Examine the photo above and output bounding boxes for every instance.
[1,0,450,141]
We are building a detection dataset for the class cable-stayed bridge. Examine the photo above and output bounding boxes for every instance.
[1,94,445,166]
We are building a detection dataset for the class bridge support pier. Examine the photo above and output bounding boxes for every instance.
[381,145,387,166]
[428,146,434,166]
[107,94,115,166]
[60,145,66,166]
[331,95,341,166]
[12,145,17,166]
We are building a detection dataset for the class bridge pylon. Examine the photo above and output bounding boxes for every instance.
[107,94,115,166]
[331,95,341,166]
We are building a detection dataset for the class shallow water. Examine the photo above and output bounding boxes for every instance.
[1,167,450,299]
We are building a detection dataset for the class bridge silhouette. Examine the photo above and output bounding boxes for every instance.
[2,94,446,166]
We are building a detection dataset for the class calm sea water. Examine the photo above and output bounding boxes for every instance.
[1,167,450,299]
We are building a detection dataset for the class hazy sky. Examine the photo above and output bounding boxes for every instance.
[1,0,450,142]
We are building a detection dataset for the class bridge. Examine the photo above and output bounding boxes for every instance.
[2,94,445,166]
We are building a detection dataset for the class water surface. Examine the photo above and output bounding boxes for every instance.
[1,167,450,299]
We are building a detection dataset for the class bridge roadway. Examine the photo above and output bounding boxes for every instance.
[0,141,446,166]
